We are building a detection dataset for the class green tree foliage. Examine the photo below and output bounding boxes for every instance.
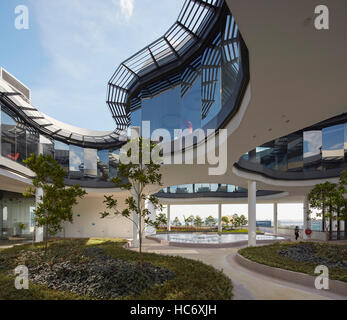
[221,216,230,228]
[239,214,248,227]
[23,154,87,250]
[308,171,347,235]
[232,214,240,228]
[172,217,181,227]
[99,138,162,254]
[156,213,168,228]
[205,216,216,227]
[193,215,203,227]
[183,215,195,227]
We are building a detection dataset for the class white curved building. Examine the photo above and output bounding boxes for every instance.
[0,0,346,246]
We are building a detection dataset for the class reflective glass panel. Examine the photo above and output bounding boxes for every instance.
[54,140,69,173]
[69,145,84,179]
[303,130,322,172]
[1,110,16,160]
[97,150,110,181]
[83,148,97,178]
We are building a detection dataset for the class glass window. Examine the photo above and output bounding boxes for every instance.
[0,191,35,240]
[83,148,97,178]
[274,138,288,171]
[131,108,142,128]
[39,135,54,157]
[181,74,202,132]
[303,130,322,171]
[69,145,84,179]
[322,124,344,169]
[142,86,182,138]
[109,149,120,179]
[1,110,16,161]
[54,140,69,173]
[287,133,303,172]
[97,150,110,181]
[26,130,39,159]
[202,67,221,127]
[16,128,27,163]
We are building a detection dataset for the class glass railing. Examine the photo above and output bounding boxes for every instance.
[237,114,347,180]
[159,184,248,195]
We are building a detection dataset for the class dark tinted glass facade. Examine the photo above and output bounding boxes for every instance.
[131,12,244,137]
[1,106,39,164]
[0,103,120,186]
[238,114,347,179]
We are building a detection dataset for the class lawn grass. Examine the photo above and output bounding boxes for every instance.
[238,242,347,282]
[0,238,233,300]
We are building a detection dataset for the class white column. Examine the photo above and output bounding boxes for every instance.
[273,202,278,236]
[218,203,222,232]
[303,195,311,240]
[248,181,257,247]
[167,204,171,232]
[145,198,156,235]
[35,188,44,243]
[132,189,139,248]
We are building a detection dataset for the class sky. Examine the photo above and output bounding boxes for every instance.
[0,0,184,130]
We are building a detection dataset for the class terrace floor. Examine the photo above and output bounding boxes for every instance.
[133,238,346,300]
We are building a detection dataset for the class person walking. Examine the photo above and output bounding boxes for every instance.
[294,226,299,240]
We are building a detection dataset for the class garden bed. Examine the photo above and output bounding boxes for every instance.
[0,238,233,300]
[238,242,347,283]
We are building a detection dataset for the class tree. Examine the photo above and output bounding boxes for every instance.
[173,217,181,227]
[308,181,338,234]
[156,213,168,228]
[100,137,162,254]
[184,215,194,227]
[205,216,216,227]
[308,172,347,239]
[221,216,230,228]
[23,154,87,251]
[239,214,248,227]
[194,215,203,228]
[232,214,240,228]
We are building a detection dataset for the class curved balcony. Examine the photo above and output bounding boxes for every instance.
[236,113,347,181]
[0,74,125,150]
[155,183,282,199]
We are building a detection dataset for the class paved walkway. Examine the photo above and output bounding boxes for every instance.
[135,239,346,300]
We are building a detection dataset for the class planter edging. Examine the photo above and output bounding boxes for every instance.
[235,253,347,297]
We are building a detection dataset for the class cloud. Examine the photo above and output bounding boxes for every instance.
[27,0,183,130]
[117,0,134,21]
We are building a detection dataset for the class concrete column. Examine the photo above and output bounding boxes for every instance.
[167,204,171,232]
[132,189,139,248]
[248,180,257,247]
[145,198,156,236]
[218,203,222,232]
[303,195,311,240]
[35,188,44,243]
[273,203,278,236]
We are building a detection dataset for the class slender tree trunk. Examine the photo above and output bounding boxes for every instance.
[337,209,340,240]
[329,205,333,240]
[45,223,49,252]
[322,203,325,232]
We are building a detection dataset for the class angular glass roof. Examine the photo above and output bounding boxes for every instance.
[107,0,225,131]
